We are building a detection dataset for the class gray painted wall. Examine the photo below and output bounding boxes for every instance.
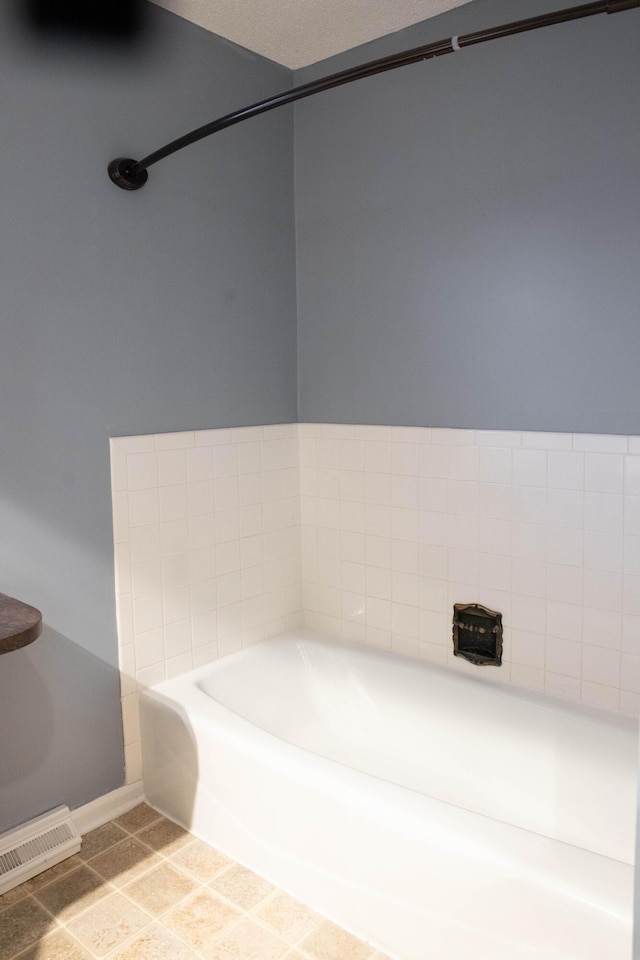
[0,4,296,833]
[294,0,640,434]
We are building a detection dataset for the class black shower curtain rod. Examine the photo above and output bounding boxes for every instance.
[108,0,640,190]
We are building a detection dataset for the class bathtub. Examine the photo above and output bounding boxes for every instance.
[139,632,637,959]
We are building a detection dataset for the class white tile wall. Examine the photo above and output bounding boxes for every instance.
[111,422,640,782]
[299,424,640,718]
[110,425,302,783]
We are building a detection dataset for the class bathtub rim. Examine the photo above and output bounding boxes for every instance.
[140,630,637,866]
[150,629,638,734]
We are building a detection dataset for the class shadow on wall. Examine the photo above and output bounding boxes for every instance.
[0,479,128,832]
[0,627,124,835]
[0,638,53,792]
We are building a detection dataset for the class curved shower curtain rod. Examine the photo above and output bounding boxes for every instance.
[108,0,639,190]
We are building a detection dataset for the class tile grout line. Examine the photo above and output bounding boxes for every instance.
[0,815,169,959]
[93,842,292,958]
[1,807,386,960]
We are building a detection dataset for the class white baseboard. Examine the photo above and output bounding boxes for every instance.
[72,781,144,836]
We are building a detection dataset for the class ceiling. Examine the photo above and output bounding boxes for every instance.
[151,0,475,70]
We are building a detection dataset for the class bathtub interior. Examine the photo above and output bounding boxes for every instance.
[196,632,638,864]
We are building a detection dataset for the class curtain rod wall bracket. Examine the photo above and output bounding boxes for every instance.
[107,0,640,192]
[108,158,148,190]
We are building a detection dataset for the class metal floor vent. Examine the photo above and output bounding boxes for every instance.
[0,806,81,895]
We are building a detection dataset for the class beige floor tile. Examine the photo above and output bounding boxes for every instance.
[203,918,289,960]
[34,866,110,922]
[66,892,151,958]
[89,837,159,887]
[209,864,273,910]
[164,889,240,951]
[0,885,28,910]
[0,897,55,960]
[169,839,233,882]
[300,921,374,960]
[80,822,129,861]
[22,856,84,893]
[254,891,322,944]
[106,922,199,960]
[8,811,389,960]
[14,928,94,959]
[115,804,163,835]
[136,817,191,857]
[122,862,197,917]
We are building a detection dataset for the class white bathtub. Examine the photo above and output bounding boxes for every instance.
[139,632,637,959]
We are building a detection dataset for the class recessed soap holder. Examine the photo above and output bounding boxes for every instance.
[453,603,503,666]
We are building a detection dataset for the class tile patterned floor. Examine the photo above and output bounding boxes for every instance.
[0,805,391,960]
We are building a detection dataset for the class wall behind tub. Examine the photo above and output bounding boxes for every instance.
[294,0,640,435]
[0,5,296,834]
[299,423,640,716]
